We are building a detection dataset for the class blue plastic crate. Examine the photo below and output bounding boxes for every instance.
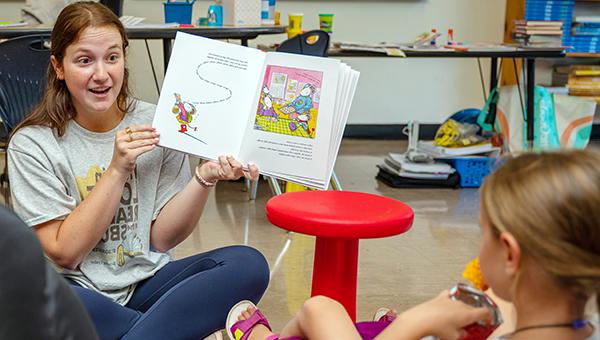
[442,157,496,188]
[163,1,195,24]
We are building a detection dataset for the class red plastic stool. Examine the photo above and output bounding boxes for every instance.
[265,190,414,321]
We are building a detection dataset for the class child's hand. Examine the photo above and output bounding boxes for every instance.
[396,290,491,340]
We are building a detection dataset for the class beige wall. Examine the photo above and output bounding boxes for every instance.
[1,0,507,124]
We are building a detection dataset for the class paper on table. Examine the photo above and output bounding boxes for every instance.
[0,22,27,27]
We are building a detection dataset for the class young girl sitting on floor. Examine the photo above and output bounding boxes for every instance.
[227,149,600,340]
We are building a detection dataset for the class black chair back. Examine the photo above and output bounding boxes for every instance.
[0,34,51,136]
[276,30,330,57]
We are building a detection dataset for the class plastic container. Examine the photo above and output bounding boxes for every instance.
[164,0,196,24]
[442,157,496,188]
[319,14,334,33]
[287,13,303,38]
[449,283,502,340]
[207,3,223,26]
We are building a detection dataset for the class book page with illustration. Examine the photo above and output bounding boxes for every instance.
[153,32,265,160]
[238,51,342,187]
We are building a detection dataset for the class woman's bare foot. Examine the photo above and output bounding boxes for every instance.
[237,306,276,340]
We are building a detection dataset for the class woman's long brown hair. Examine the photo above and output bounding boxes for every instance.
[11,1,133,139]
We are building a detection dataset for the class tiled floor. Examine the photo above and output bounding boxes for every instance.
[173,139,483,331]
[1,139,484,332]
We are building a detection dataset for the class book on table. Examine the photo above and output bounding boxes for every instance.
[152,32,360,189]
[514,20,563,27]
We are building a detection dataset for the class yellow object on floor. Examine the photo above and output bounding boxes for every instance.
[285,182,310,192]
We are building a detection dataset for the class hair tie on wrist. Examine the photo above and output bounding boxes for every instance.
[195,167,217,188]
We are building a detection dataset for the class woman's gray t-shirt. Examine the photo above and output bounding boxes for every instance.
[7,101,191,305]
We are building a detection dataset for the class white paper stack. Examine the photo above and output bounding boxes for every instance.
[417,141,500,158]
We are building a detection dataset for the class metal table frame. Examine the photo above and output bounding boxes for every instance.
[0,25,288,72]
[329,49,566,148]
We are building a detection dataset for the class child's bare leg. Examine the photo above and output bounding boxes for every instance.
[236,306,276,340]
[280,296,362,340]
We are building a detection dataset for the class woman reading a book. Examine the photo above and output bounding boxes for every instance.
[6,2,269,339]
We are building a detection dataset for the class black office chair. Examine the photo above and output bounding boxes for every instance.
[100,0,124,17]
[0,34,51,199]
[276,30,330,57]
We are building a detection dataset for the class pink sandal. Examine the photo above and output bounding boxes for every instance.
[372,307,397,323]
[226,300,279,340]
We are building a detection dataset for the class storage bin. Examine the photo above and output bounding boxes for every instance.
[441,157,496,188]
[164,0,195,24]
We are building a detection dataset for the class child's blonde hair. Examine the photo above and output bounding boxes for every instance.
[481,149,600,309]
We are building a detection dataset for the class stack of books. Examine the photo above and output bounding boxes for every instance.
[376,153,460,188]
[379,153,455,180]
[513,20,564,46]
[572,16,600,36]
[570,16,600,53]
[567,66,600,102]
[377,141,502,189]
[524,0,574,47]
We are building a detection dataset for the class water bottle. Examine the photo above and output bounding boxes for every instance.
[207,2,223,26]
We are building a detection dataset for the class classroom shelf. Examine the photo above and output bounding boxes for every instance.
[566,52,600,58]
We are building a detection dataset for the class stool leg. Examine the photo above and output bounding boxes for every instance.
[311,237,359,321]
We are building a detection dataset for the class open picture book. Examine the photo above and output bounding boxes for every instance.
[152,32,360,189]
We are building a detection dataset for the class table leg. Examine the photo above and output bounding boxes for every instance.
[163,38,172,73]
[484,57,498,126]
[526,58,535,150]
[490,57,498,93]
[312,237,359,321]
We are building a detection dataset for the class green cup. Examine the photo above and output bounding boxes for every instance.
[319,13,334,33]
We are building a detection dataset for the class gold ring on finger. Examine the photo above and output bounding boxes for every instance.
[125,127,133,142]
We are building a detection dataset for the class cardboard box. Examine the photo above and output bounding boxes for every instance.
[222,0,261,26]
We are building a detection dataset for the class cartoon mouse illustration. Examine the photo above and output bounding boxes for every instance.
[258,86,278,122]
[172,93,198,133]
[286,84,314,133]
